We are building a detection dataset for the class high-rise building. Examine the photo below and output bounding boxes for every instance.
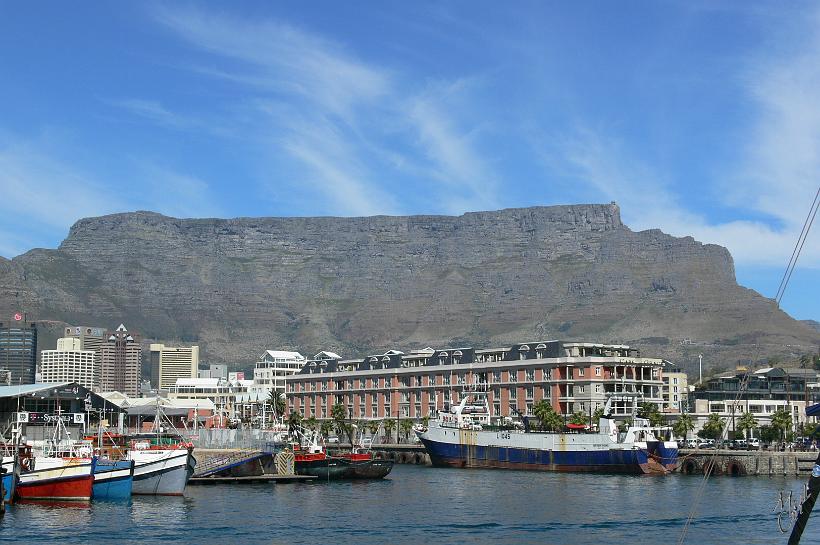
[0,320,37,384]
[150,343,199,390]
[99,324,142,396]
[40,337,99,390]
[661,368,689,413]
[64,325,107,354]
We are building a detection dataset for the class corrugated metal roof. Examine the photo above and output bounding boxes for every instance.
[0,383,72,398]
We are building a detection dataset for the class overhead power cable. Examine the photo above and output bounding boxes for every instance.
[775,185,820,304]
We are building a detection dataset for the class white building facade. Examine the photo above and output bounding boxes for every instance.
[40,337,100,390]
[252,350,306,395]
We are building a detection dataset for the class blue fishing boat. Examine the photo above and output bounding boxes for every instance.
[93,459,134,500]
[1,458,16,504]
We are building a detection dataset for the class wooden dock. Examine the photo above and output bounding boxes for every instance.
[188,474,316,485]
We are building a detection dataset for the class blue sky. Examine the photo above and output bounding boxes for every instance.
[0,2,818,320]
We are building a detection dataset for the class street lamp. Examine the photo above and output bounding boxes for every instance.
[698,354,703,385]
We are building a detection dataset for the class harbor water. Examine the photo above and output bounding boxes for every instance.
[2,464,818,544]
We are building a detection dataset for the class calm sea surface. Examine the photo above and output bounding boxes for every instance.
[1,464,818,544]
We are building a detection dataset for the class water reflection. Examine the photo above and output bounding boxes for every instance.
[130,495,193,527]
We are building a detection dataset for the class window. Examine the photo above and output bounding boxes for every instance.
[493,371,501,383]
[710,404,724,413]
[509,387,517,400]
[578,367,585,377]
[509,371,517,383]
[595,384,602,394]
[595,367,602,377]
[526,387,534,399]
[577,385,585,394]
[543,368,551,380]
[673,377,678,385]
[526,369,534,381]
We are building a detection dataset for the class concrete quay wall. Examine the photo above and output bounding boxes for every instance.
[677,449,818,476]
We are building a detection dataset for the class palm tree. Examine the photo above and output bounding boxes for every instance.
[304,416,318,431]
[698,413,724,440]
[531,400,563,432]
[367,420,381,436]
[268,389,285,418]
[569,411,589,426]
[383,418,396,442]
[400,419,414,441]
[736,412,758,441]
[672,413,695,440]
[638,402,665,428]
[331,403,354,444]
[287,411,302,433]
[532,399,554,431]
[320,420,334,438]
[771,408,793,442]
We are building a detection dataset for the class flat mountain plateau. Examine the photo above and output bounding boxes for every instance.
[1,203,816,376]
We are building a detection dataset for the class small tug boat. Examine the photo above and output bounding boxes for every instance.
[291,427,393,480]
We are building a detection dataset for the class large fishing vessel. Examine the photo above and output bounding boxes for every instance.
[415,385,678,474]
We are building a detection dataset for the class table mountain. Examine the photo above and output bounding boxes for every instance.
[1,203,817,376]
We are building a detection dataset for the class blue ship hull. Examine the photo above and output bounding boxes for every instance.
[2,472,14,503]
[93,460,134,500]
[420,437,656,474]
[1,458,16,503]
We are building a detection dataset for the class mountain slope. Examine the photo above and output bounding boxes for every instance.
[1,203,816,375]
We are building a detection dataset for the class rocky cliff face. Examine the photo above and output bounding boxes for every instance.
[0,204,816,374]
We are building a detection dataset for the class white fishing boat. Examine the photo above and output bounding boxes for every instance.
[126,402,196,495]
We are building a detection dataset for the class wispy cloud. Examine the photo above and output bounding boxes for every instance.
[135,162,225,219]
[408,81,499,213]
[730,9,820,231]
[0,137,225,257]
[154,7,389,121]
[106,98,190,130]
[554,123,819,270]
[149,6,499,216]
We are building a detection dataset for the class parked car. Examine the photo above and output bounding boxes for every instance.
[747,438,760,449]
[731,439,747,450]
[697,439,715,449]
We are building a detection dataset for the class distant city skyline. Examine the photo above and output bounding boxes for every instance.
[0,2,817,320]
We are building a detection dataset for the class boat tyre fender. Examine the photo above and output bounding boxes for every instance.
[20,457,31,472]
[681,458,700,475]
[726,458,747,477]
[702,460,722,476]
